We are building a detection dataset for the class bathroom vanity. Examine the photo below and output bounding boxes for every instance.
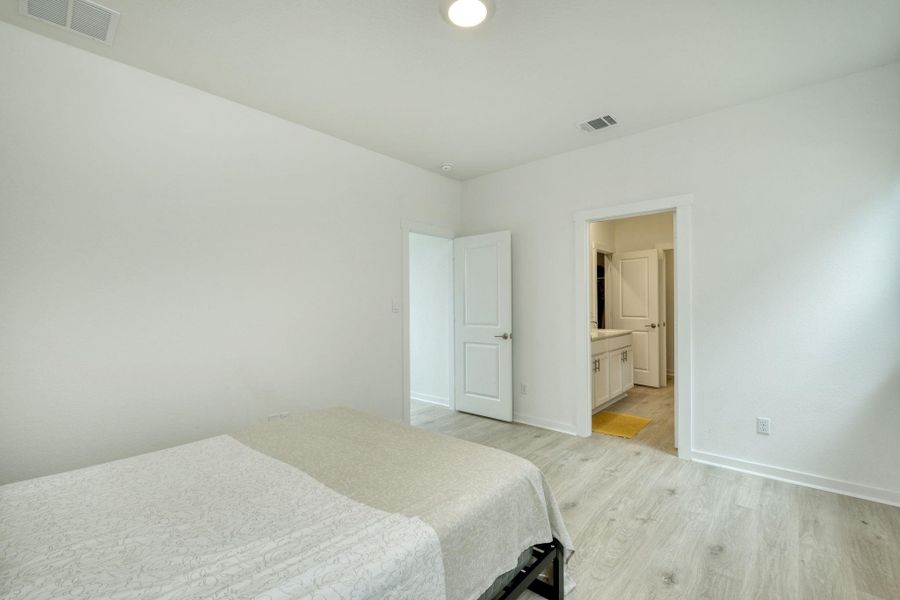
[590,329,634,411]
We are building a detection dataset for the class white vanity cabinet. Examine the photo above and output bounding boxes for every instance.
[591,332,634,411]
[608,348,624,399]
[591,352,609,409]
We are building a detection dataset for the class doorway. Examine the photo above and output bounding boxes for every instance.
[402,224,514,426]
[573,195,693,460]
[588,212,675,452]
[408,232,454,414]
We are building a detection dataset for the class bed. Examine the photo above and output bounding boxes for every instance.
[0,407,573,599]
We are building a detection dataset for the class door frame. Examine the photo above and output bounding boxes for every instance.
[590,242,614,329]
[573,194,693,460]
[656,242,675,383]
[401,221,456,425]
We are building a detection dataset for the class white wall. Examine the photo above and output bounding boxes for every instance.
[409,233,452,406]
[0,23,460,484]
[461,63,900,502]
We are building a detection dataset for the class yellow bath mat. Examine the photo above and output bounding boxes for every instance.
[592,411,651,438]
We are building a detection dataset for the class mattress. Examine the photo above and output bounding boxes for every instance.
[1,407,573,600]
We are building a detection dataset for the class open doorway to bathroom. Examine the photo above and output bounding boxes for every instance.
[588,211,677,455]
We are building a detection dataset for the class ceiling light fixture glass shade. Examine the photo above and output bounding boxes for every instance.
[441,0,494,28]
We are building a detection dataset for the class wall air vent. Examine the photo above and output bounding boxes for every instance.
[19,0,120,45]
[578,115,618,133]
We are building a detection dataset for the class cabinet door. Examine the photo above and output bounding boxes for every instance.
[591,354,609,408]
[593,353,609,408]
[622,346,634,391]
[609,349,623,398]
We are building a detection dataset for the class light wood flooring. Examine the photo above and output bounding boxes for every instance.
[597,377,678,456]
[411,385,900,600]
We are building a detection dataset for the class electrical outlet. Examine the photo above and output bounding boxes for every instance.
[756,417,771,435]
[520,383,528,395]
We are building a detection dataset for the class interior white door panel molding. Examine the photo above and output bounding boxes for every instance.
[610,249,661,387]
[454,231,513,421]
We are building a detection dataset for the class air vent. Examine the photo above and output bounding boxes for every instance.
[19,0,120,45]
[578,115,618,133]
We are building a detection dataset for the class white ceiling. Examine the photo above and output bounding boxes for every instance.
[3,0,900,179]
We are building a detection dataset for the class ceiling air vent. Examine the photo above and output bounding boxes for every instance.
[578,115,618,133]
[19,0,120,45]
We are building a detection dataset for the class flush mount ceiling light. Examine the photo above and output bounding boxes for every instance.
[441,0,494,28]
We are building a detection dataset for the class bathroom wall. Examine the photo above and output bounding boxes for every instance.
[612,212,673,252]
[589,220,615,250]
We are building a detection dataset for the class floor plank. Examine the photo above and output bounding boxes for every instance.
[599,377,677,455]
[411,383,900,600]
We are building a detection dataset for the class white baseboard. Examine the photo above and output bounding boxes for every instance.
[513,412,577,436]
[691,450,900,508]
[410,392,450,408]
[591,392,627,414]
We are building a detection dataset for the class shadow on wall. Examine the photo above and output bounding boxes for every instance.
[699,190,900,495]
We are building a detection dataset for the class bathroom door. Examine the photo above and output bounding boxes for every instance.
[454,231,513,421]
[610,249,661,387]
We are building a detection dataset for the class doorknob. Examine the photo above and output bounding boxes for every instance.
[494,333,511,340]
[644,323,658,328]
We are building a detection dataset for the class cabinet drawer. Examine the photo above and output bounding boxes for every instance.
[607,333,632,352]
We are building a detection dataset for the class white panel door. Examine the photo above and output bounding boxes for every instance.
[610,249,661,387]
[454,231,512,421]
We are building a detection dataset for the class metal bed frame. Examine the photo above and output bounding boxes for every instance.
[495,538,565,600]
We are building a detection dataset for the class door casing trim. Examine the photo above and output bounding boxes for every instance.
[573,194,693,461]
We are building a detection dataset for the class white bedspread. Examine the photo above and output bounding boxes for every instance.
[234,408,574,600]
[0,436,445,600]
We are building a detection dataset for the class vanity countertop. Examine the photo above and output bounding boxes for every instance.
[591,329,633,341]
